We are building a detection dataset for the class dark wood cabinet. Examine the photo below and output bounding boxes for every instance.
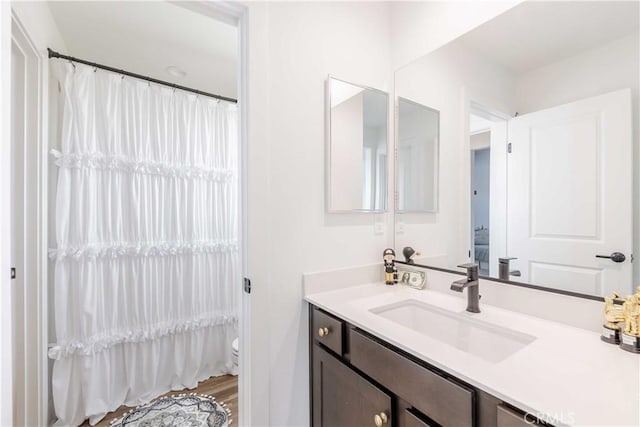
[350,328,473,426]
[309,304,551,427]
[312,306,344,356]
[313,344,392,427]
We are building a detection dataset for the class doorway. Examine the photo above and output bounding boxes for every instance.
[471,145,491,275]
[469,113,494,276]
[6,2,251,426]
[468,104,509,277]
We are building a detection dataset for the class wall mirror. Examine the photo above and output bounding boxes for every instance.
[326,76,388,212]
[397,98,439,212]
[394,1,639,298]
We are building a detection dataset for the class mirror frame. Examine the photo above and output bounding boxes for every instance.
[395,96,440,213]
[394,260,605,302]
[325,75,389,213]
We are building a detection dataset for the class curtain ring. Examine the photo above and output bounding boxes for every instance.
[69,60,76,72]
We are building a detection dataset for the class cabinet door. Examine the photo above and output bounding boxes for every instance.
[313,344,392,427]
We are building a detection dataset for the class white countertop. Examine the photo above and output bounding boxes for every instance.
[305,282,640,426]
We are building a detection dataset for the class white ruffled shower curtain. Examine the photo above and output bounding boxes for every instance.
[49,61,239,426]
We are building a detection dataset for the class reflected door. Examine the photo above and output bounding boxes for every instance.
[507,89,632,295]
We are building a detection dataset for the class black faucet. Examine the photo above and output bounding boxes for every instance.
[450,263,480,313]
[498,257,521,281]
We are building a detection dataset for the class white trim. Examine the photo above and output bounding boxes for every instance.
[0,2,14,424]
[10,11,48,426]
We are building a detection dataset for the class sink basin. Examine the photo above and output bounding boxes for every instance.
[370,299,536,363]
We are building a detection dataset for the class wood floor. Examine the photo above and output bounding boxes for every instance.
[81,374,238,426]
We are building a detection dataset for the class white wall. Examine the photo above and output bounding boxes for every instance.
[395,39,516,269]
[515,32,639,114]
[331,93,364,210]
[397,106,437,211]
[11,2,66,54]
[515,32,640,287]
[390,0,522,69]
[362,124,387,210]
[245,2,392,425]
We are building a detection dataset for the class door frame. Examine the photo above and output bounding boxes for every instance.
[0,2,14,425]
[2,1,258,426]
[10,11,48,426]
[0,8,49,426]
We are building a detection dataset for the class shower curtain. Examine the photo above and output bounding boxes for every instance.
[48,61,239,426]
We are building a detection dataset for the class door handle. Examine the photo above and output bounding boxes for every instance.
[596,252,626,263]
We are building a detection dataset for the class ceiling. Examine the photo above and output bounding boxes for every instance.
[458,1,640,75]
[48,1,238,99]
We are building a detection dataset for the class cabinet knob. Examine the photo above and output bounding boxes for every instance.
[318,327,330,337]
[373,412,388,426]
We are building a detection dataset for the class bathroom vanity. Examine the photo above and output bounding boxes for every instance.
[310,305,534,427]
[305,269,640,427]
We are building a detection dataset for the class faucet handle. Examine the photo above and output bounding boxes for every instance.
[457,263,479,281]
[457,263,478,269]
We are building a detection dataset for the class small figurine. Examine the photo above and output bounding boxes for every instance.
[604,292,624,329]
[383,248,397,285]
[620,286,640,353]
[622,289,640,337]
[601,291,625,344]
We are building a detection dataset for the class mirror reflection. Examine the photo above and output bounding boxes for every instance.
[397,98,439,212]
[327,77,388,212]
[395,1,639,297]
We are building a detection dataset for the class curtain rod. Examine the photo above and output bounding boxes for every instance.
[47,48,237,104]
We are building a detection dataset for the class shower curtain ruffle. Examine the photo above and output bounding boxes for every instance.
[48,313,237,359]
[50,149,235,181]
[49,61,239,426]
[48,241,238,260]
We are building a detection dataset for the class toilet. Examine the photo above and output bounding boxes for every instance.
[232,337,239,369]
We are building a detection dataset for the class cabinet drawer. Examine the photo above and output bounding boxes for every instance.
[312,307,344,355]
[400,409,436,427]
[350,328,474,427]
[497,405,543,426]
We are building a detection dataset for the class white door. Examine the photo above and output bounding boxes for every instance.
[507,89,632,296]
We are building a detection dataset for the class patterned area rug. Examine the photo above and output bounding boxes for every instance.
[109,394,231,427]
